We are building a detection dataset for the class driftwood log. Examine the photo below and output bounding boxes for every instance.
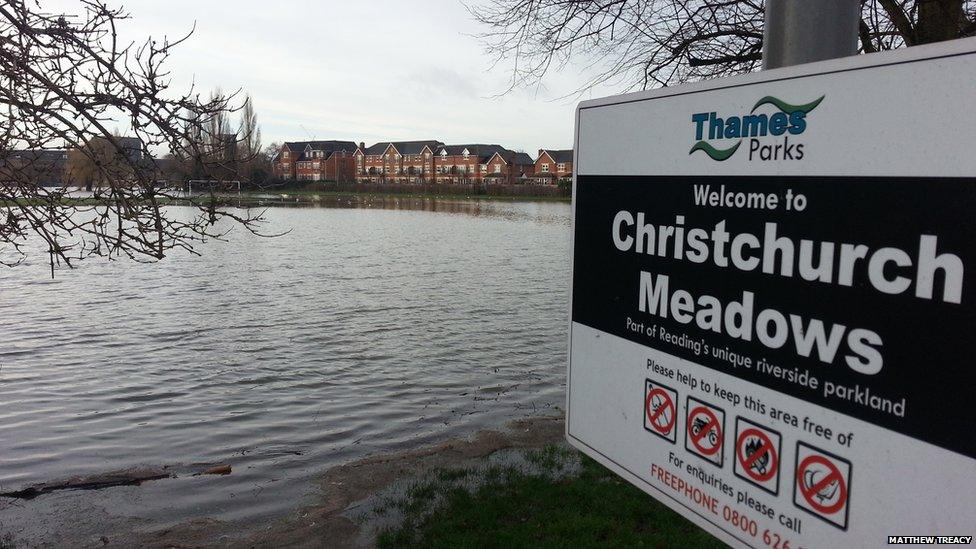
[0,467,172,499]
[0,463,233,499]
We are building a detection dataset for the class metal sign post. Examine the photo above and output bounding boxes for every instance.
[763,0,860,69]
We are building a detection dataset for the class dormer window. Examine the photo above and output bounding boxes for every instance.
[440,150,447,157]
[462,149,470,158]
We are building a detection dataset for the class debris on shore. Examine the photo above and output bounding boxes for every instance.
[0,462,235,500]
[0,468,173,500]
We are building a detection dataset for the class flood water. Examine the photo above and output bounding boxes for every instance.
[0,197,571,541]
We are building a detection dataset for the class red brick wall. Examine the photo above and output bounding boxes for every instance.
[433,152,485,184]
[274,145,297,180]
[284,149,357,182]
[323,152,356,182]
[555,160,573,178]
[533,151,572,185]
[356,146,437,184]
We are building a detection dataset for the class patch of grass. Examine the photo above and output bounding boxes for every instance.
[377,453,723,548]
[437,468,472,482]
[524,445,573,473]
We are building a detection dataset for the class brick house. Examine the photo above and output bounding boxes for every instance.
[431,144,513,184]
[274,137,545,185]
[353,140,443,183]
[273,140,358,182]
[533,149,573,185]
[483,150,536,185]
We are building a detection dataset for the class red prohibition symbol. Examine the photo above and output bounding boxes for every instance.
[688,406,722,455]
[736,428,778,482]
[797,454,848,515]
[645,388,675,435]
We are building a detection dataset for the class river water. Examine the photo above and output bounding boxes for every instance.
[0,197,570,540]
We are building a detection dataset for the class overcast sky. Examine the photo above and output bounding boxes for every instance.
[45,0,620,154]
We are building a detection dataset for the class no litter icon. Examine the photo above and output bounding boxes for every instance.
[734,417,782,495]
[644,379,677,443]
[793,441,852,530]
[685,396,725,467]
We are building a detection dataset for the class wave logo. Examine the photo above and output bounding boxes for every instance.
[689,96,825,161]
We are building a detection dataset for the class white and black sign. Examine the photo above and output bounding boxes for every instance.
[568,38,976,548]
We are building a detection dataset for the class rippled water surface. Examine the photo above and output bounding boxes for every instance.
[0,197,570,538]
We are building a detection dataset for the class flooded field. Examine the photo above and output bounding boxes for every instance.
[0,197,571,541]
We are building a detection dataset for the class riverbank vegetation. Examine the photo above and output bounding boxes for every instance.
[256,181,571,200]
[372,445,721,548]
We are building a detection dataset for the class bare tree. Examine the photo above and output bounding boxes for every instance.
[240,94,261,162]
[0,0,266,275]
[237,94,267,184]
[469,0,976,94]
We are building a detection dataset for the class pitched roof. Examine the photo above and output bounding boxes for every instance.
[483,150,536,167]
[283,140,358,161]
[284,140,357,153]
[307,140,358,151]
[511,152,535,166]
[540,149,573,163]
[436,144,510,161]
[364,140,443,156]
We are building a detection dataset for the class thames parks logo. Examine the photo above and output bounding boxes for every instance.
[689,95,825,161]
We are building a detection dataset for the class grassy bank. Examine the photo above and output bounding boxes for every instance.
[248,181,571,202]
[372,445,721,548]
[1,191,570,210]
[240,188,571,203]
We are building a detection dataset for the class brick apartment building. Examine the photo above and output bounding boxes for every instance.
[431,144,535,185]
[353,140,443,183]
[273,138,568,185]
[533,149,573,184]
[274,140,358,181]
[479,148,536,185]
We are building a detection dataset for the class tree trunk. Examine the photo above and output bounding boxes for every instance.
[916,0,964,43]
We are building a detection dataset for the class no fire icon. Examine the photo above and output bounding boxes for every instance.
[685,396,725,467]
[793,441,852,530]
[733,417,782,496]
[644,379,677,443]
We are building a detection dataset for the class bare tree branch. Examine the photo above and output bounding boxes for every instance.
[0,0,269,275]
[470,0,975,96]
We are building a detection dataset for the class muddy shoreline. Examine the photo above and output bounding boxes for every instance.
[1,415,565,548]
